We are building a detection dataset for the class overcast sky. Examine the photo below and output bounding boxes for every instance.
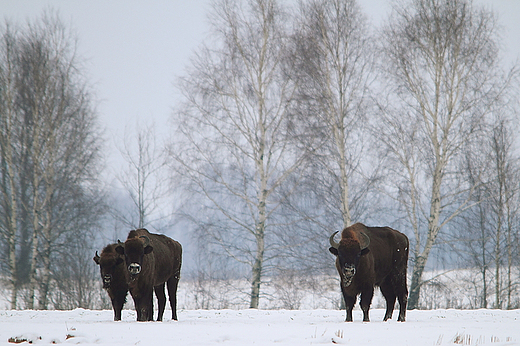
[1,0,519,179]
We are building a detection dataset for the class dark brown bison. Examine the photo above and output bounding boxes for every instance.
[93,243,128,321]
[329,223,409,322]
[115,229,182,322]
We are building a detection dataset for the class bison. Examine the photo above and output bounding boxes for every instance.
[115,229,182,322]
[329,223,409,322]
[93,243,128,321]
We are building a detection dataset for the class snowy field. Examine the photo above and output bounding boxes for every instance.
[0,308,519,346]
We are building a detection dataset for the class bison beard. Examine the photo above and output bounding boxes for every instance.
[329,223,409,322]
[115,229,182,322]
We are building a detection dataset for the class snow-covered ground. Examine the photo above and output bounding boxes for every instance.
[1,308,519,346]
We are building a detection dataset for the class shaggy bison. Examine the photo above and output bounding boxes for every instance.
[93,243,128,321]
[329,223,409,322]
[115,229,182,321]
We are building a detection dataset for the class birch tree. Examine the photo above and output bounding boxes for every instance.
[114,122,168,230]
[169,0,306,309]
[0,12,104,309]
[454,109,520,309]
[486,115,520,309]
[379,0,516,309]
[291,0,376,230]
[0,23,21,309]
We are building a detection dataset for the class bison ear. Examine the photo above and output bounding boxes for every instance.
[360,248,370,256]
[93,251,100,265]
[144,245,153,254]
[329,247,338,256]
[115,245,124,255]
[359,232,370,250]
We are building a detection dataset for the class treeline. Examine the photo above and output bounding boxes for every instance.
[168,0,520,311]
[0,12,105,309]
[1,0,519,311]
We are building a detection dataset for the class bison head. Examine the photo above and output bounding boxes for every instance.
[329,230,370,287]
[93,250,124,289]
[115,236,153,278]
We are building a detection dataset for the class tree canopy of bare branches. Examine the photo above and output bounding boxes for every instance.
[290,0,377,230]
[0,11,104,309]
[113,122,169,231]
[169,0,308,308]
[378,0,517,309]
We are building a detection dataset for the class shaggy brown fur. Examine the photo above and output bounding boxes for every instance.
[329,223,409,322]
[93,244,128,321]
[116,229,182,322]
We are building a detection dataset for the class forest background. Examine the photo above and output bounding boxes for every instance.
[1,0,520,312]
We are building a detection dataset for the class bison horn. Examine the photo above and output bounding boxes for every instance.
[359,232,370,250]
[93,251,100,264]
[140,235,150,247]
[329,231,340,249]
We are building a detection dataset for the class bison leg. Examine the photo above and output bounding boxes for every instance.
[133,290,154,322]
[359,287,374,322]
[148,292,154,321]
[154,283,166,322]
[341,286,356,322]
[396,284,408,322]
[397,294,407,322]
[167,275,180,321]
[393,270,408,322]
[111,290,127,321]
[380,280,396,321]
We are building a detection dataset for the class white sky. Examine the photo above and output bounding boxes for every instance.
[0,0,519,179]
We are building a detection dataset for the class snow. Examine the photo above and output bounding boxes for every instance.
[1,308,519,346]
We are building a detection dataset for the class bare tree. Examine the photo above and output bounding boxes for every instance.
[114,122,169,230]
[487,114,520,309]
[0,11,105,309]
[290,0,377,230]
[453,108,520,309]
[378,0,516,309]
[0,23,21,309]
[454,147,491,308]
[169,0,307,309]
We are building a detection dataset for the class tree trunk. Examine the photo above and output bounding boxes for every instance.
[38,214,52,310]
[334,125,351,229]
[408,254,425,310]
[494,179,504,309]
[27,205,39,310]
[0,36,20,309]
[408,165,442,310]
[249,233,265,309]
[494,228,501,309]
[250,97,267,309]
[3,139,20,310]
[7,167,18,310]
[506,202,513,309]
[250,190,267,309]
[478,200,488,308]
